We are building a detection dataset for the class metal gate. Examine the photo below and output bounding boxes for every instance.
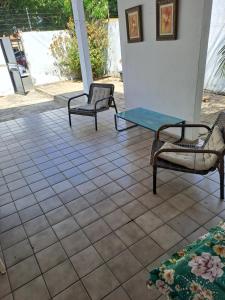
[0,37,25,95]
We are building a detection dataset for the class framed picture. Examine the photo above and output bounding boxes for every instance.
[156,0,178,41]
[125,5,143,43]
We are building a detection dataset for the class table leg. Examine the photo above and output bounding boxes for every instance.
[181,121,186,140]
[114,114,138,132]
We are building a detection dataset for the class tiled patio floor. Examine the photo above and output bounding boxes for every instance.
[0,107,224,300]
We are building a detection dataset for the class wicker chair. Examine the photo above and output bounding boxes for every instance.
[68,83,118,130]
[151,112,225,199]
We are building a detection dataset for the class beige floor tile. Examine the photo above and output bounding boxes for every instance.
[82,265,119,300]
[29,228,58,253]
[108,250,142,283]
[0,273,11,299]
[115,222,146,247]
[8,256,40,290]
[13,276,50,300]
[152,202,180,222]
[122,200,148,219]
[129,236,164,266]
[52,217,80,239]
[103,287,130,300]
[93,199,117,217]
[168,193,195,211]
[137,192,164,210]
[70,246,103,278]
[36,242,67,273]
[200,194,225,214]
[83,219,112,243]
[135,211,163,234]
[3,239,33,268]
[44,260,78,297]
[127,183,149,198]
[110,190,134,207]
[196,178,220,194]
[123,270,161,300]
[94,233,126,261]
[168,213,200,237]
[104,209,130,230]
[150,225,182,250]
[75,207,99,227]
[53,281,91,300]
[61,230,90,257]
[186,227,209,243]
[183,185,208,201]
[185,203,215,224]
[204,216,223,230]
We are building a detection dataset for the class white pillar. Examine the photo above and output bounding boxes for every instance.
[71,0,93,93]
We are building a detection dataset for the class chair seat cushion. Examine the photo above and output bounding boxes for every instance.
[158,126,225,171]
[74,104,95,111]
[147,222,225,300]
[70,104,109,113]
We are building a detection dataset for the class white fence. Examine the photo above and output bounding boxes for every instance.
[21,19,122,86]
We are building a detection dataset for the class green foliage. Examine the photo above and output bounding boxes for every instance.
[84,0,108,20]
[7,0,118,19]
[50,18,108,80]
[1,0,118,35]
[108,0,118,18]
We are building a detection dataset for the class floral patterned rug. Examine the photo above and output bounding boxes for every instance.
[147,222,225,300]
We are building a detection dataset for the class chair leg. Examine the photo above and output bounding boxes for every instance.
[95,114,98,131]
[114,103,118,114]
[68,112,72,127]
[219,160,224,200]
[153,165,157,194]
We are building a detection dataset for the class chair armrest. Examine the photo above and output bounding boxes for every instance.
[156,123,211,140]
[94,96,113,111]
[68,93,89,109]
[153,147,223,165]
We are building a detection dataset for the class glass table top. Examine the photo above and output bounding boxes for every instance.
[116,107,184,131]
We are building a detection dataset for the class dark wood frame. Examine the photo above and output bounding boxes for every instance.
[156,0,178,41]
[125,5,143,43]
[151,112,225,199]
[68,83,118,131]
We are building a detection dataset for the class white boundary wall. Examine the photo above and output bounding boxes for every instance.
[21,30,67,86]
[107,19,122,76]
[0,45,14,96]
[21,21,122,87]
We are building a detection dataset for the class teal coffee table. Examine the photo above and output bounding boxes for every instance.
[115,107,185,138]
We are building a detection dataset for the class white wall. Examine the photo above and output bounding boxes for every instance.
[21,31,67,86]
[107,19,122,76]
[204,0,225,93]
[118,0,212,126]
[0,45,14,96]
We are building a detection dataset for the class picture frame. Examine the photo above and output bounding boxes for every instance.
[156,0,178,41]
[125,5,143,43]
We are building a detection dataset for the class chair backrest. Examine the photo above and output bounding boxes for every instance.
[204,112,225,146]
[213,112,225,141]
[88,83,114,109]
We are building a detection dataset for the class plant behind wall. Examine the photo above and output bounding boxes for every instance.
[50,18,108,80]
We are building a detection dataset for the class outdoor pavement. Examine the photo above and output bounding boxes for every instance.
[0,78,125,123]
[0,103,224,300]
[0,77,224,127]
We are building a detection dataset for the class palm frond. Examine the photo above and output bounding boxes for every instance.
[216,45,225,77]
